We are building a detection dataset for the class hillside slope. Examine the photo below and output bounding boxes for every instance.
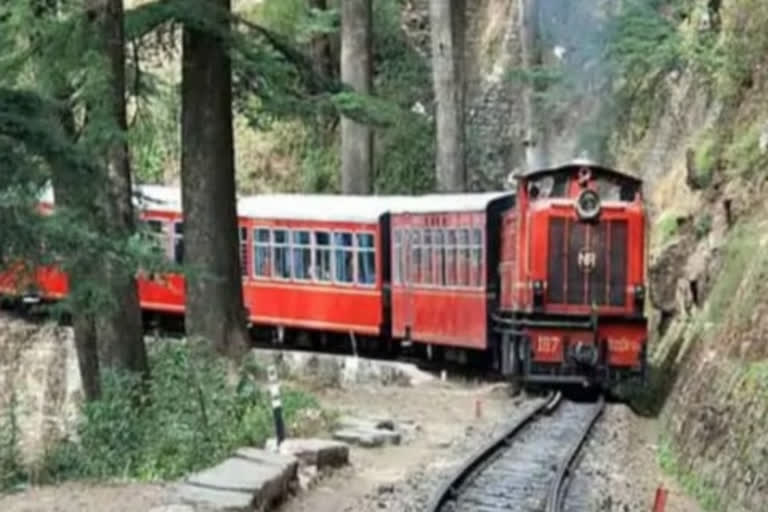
[610,1,768,509]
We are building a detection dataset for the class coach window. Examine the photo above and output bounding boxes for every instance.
[333,232,354,283]
[357,233,376,285]
[445,230,457,286]
[273,229,291,279]
[254,228,271,278]
[410,230,422,284]
[434,230,446,286]
[470,228,483,287]
[423,229,434,285]
[292,230,312,281]
[173,222,184,264]
[457,228,470,286]
[239,227,249,277]
[314,232,332,282]
[393,230,403,284]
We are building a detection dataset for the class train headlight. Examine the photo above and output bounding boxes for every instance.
[634,284,645,312]
[576,189,601,220]
[532,280,544,308]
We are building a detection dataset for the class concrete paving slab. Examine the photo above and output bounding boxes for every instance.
[265,438,349,469]
[235,447,297,468]
[175,483,254,511]
[182,449,298,511]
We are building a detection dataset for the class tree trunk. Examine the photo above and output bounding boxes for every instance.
[429,0,466,192]
[31,0,103,400]
[519,0,547,171]
[49,115,103,401]
[340,0,373,194]
[181,0,249,356]
[88,0,150,378]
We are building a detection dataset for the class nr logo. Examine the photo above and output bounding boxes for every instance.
[577,248,596,272]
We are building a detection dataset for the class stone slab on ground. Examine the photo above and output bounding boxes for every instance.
[148,506,195,512]
[332,427,401,448]
[265,438,350,469]
[179,448,298,511]
[175,484,254,511]
[338,415,396,431]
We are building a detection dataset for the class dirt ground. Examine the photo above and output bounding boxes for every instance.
[568,404,704,512]
[0,378,706,512]
[278,378,525,512]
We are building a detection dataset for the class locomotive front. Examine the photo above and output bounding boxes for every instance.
[496,160,647,387]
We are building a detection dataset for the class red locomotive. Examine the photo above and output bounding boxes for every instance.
[0,159,647,388]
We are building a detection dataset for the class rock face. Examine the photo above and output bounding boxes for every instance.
[0,314,81,466]
[249,349,435,388]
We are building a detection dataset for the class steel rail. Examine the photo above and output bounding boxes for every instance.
[425,391,562,512]
[545,394,606,512]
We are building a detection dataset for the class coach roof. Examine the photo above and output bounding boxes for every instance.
[237,191,512,223]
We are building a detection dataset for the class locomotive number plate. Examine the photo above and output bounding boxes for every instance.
[609,337,632,352]
[537,335,560,354]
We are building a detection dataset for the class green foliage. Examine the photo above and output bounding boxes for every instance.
[40,341,323,483]
[714,0,768,100]
[694,213,712,239]
[693,132,719,188]
[705,223,760,324]
[370,0,434,194]
[0,391,27,492]
[375,117,436,194]
[130,82,181,184]
[247,0,337,43]
[723,123,768,178]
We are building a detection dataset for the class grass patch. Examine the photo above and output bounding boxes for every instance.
[658,435,723,511]
[34,340,325,484]
[654,210,680,246]
[704,222,759,324]
[693,132,719,188]
[694,213,712,239]
[723,122,768,179]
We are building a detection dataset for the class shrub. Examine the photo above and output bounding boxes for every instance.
[0,391,27,492]
[39,340,324,483]
[694,213,712,239]
[723,123,768,179]
[705,223,759,324]
[693,133,719,188]
[654,210,679,246]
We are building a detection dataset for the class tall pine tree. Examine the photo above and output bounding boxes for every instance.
[181,0,249,356]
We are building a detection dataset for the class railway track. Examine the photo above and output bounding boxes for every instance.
[427,392,605,512]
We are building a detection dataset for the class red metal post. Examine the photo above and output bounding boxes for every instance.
[653,486,668,512]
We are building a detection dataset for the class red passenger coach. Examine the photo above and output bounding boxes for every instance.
[236,195,401,339]
[389,193,513,363]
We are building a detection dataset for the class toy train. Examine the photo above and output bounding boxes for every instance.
[0,160,648,388]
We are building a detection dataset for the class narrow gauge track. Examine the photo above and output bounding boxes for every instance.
[428,392,604,512]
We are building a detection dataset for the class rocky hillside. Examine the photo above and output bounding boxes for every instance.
[610,1,768,510]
